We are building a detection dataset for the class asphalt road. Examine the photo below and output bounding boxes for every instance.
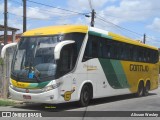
[0,87,160,120]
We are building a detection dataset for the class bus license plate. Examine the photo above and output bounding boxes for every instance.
[23,95,31,99]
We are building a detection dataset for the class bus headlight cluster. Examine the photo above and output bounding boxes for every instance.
[42,83,60,92]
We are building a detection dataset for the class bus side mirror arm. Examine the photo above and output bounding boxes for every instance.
[1,43,17,59]
[54,40,75,60]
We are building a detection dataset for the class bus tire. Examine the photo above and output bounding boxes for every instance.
[79,84,91,107]
[136,81,144,97]
[144,81,150,96]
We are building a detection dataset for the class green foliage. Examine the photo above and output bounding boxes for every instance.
[0,58,3,65]
[0,99,15,106]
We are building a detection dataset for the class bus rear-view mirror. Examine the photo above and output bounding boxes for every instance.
[0,43,17,59]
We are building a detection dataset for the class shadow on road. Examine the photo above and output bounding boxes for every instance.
[11,93,157,111]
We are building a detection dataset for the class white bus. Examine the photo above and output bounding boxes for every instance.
[7,25,159,107]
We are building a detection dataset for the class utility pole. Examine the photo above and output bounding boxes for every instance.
[23,0,26,32]
[4,0,8,45]
[2,0,8,98]
[143,33,146,44]
[91,9,95,27]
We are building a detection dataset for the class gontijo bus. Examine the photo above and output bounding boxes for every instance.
[9,25,159,106]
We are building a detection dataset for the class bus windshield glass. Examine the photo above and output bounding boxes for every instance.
[11,36,61,82]
[11,33,86,83]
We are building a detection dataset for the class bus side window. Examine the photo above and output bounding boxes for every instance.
[92,38,99,58]
[153,50,159,63]
[108,42,114,59]
[82,35,99,62]
[146,49,150,62]
[143,48,147,62]
[121,43,127,60]
[133,46,138,61]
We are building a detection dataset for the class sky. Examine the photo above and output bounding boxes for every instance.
[0,0,160,48]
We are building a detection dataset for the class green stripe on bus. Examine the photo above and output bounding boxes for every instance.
[110,60,130,88]
[29,80,51,88]
[99,58,122,89]
[88,31,112,39]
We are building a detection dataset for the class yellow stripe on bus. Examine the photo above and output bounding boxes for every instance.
[22,25,88,36]
[11,79,30,88]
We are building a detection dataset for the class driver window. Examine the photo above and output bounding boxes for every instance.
[58,44,76,76]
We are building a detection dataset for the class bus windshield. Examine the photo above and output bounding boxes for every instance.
[11,36,60,82]
[11,33,86,83]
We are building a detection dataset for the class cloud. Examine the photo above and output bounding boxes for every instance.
[145,35,160,48]
[67,0,117,12]
[0,2,76,31]
[0,3,4,12]
[97,0,156,24]
[147,18,160,32]
[8,5,51,20]
[0,2,52,32]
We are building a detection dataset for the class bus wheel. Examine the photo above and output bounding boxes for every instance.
[136,81,144,97]
[144,81,150,96]
[79,85,91,107]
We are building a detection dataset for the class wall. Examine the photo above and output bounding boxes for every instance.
[0,46,15,98]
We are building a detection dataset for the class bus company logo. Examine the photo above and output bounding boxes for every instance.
[130,64,149,72]
[16,82,25,88]
[61,88,75,101]
[83,64,98,71]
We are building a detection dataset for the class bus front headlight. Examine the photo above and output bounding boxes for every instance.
[42,83,60,92]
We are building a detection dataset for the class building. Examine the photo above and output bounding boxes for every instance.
[0,34,21,44]
[0,24,20,44]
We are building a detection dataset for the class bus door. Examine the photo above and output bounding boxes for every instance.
[57,43,76,101]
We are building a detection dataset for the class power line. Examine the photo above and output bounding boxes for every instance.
[9,0,22,5]
[96,15,143,37]
[9,0,84,16]
[96,12,157,26]
[8,12,47,20]
[120,8,160,12]
[9,0,90,24]
[8,0,91,24]
[96,15,160,43]
[8,12,81,21]
[26,0,88,15]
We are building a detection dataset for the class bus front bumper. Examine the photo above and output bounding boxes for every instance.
[9,86,60,104]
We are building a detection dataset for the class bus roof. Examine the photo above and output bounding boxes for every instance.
[22,25,158,50]
[22,25,88,36]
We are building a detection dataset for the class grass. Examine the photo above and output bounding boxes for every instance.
[0,58,4,65]
[0,99,16,106]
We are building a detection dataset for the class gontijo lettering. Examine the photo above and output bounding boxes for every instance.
[130,64,149,72]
